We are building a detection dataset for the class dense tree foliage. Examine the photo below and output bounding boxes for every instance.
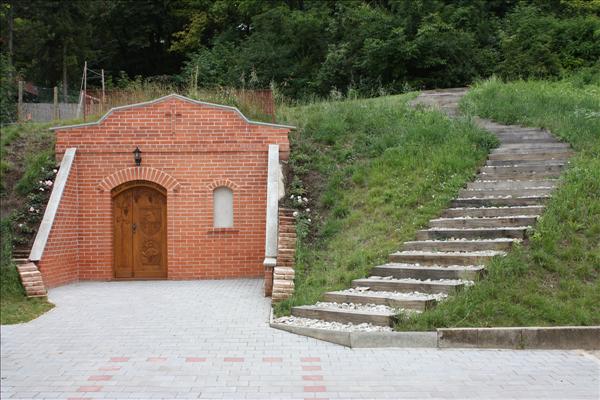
[1,0,599,99]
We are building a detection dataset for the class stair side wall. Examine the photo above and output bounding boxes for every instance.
[36,155,80,288]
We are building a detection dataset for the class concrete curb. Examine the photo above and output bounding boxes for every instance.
[438,326,600,350]
[270,312,600,349]
[269,321,437,348]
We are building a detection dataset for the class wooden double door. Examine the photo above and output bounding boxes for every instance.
[113,182,167,279]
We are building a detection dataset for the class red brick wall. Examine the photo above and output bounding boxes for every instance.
[38,161,80,287]
[41,96,290,286]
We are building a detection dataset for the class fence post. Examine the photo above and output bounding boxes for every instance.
[17,81,23,122]
[53,86,59,120]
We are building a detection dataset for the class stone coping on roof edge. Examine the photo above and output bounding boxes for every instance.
[49,93,296,131]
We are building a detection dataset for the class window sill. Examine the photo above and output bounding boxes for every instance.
[208,228,239,235]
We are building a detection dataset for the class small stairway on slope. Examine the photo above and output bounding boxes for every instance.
[276,88,573,331]
[12,248,48,298]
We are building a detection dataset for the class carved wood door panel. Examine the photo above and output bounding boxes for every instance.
[113,190,134,278]
[113,184,167,279]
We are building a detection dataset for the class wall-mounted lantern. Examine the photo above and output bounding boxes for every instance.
[133,146,142,166]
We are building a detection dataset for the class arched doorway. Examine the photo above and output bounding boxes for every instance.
[112,181,167,279]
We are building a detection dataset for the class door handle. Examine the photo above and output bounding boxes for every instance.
[132,223,137,233]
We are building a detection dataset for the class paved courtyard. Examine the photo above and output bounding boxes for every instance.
[1,280,598,399]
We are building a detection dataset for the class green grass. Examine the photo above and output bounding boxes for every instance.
[274,94,497,316]
[0,122,63,325]
[1,220,53,325]
[0,262,54,324]
[397,77,600,330]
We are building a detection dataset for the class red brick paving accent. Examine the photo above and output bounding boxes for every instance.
[300,357,321,362]
[109,357,129,362]
[223,357,244,362]
[185,357,207,363]
[303,386,327,392]
[302,365,322,371]
[147,357,167,362]
[41,96,291,287]
[77,386,102,392]
[302,375,324,381]
[262,357,283,363]
[88,375,112,381]
[99,366,121,371]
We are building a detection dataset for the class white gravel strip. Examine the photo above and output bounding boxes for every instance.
[368,276,473,285]
[313,302,397,314]
[273,316,392,332]
[337,287,448,301]
[447,205,544,210]
[395,250,506,256]
[407,238,520,242]
[426,226,531,231]
[456,195,550,199]
[384,263,485,270]
[474,180,558,183]
[432,215,538,220]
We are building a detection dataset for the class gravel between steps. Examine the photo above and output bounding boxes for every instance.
[313,302,399,314]
[382,263,485,270]
[273,316,393,332]
[425,226,531,231]
[368,276,474,285]
[408,238,519,242]
[337,287,448,301]
[433,215,538,220]
[396,250,506,256]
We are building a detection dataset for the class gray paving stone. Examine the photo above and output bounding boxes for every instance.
[1,279,598,399]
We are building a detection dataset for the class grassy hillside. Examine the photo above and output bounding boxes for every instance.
[274,94,497,315]
[1,122,58,324]
[397,77,600,329]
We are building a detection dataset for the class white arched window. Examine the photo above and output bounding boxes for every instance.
[213,187,233,228]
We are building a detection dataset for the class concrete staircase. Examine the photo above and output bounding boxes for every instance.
[12,249,47,298]
[277,88,572,331]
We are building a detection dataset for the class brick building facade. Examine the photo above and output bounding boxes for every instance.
[30,95,292,288]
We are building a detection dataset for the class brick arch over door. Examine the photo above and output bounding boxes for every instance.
[97,167,181,193]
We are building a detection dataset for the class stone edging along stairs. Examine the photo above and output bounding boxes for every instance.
[273,88,574,334]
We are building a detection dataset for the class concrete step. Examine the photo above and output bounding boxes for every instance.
[12,250,30,258]
[478,171,562,180]
[429,216,538,229]
[12,258,29,265]
[483,126,540,133]
[417,227,529,240]
[370,263,484,280]
[353,277,465,295]
[497,142,569,150]
[442,205,544,218]
[486,158,569,166]
[403,239,518,252]
[481,164,565,175]
[322,290,436,311]
[451,196,549,208]
[22,282,45,290]
[489,150,574,161]
[459,188,553,198]
[495,133,556,142]
[16,265,39,273]
[389,250,504,266]
[466,180,558,190]
[291,304,396,327]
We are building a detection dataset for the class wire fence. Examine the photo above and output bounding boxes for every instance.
[16,82,276,124]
